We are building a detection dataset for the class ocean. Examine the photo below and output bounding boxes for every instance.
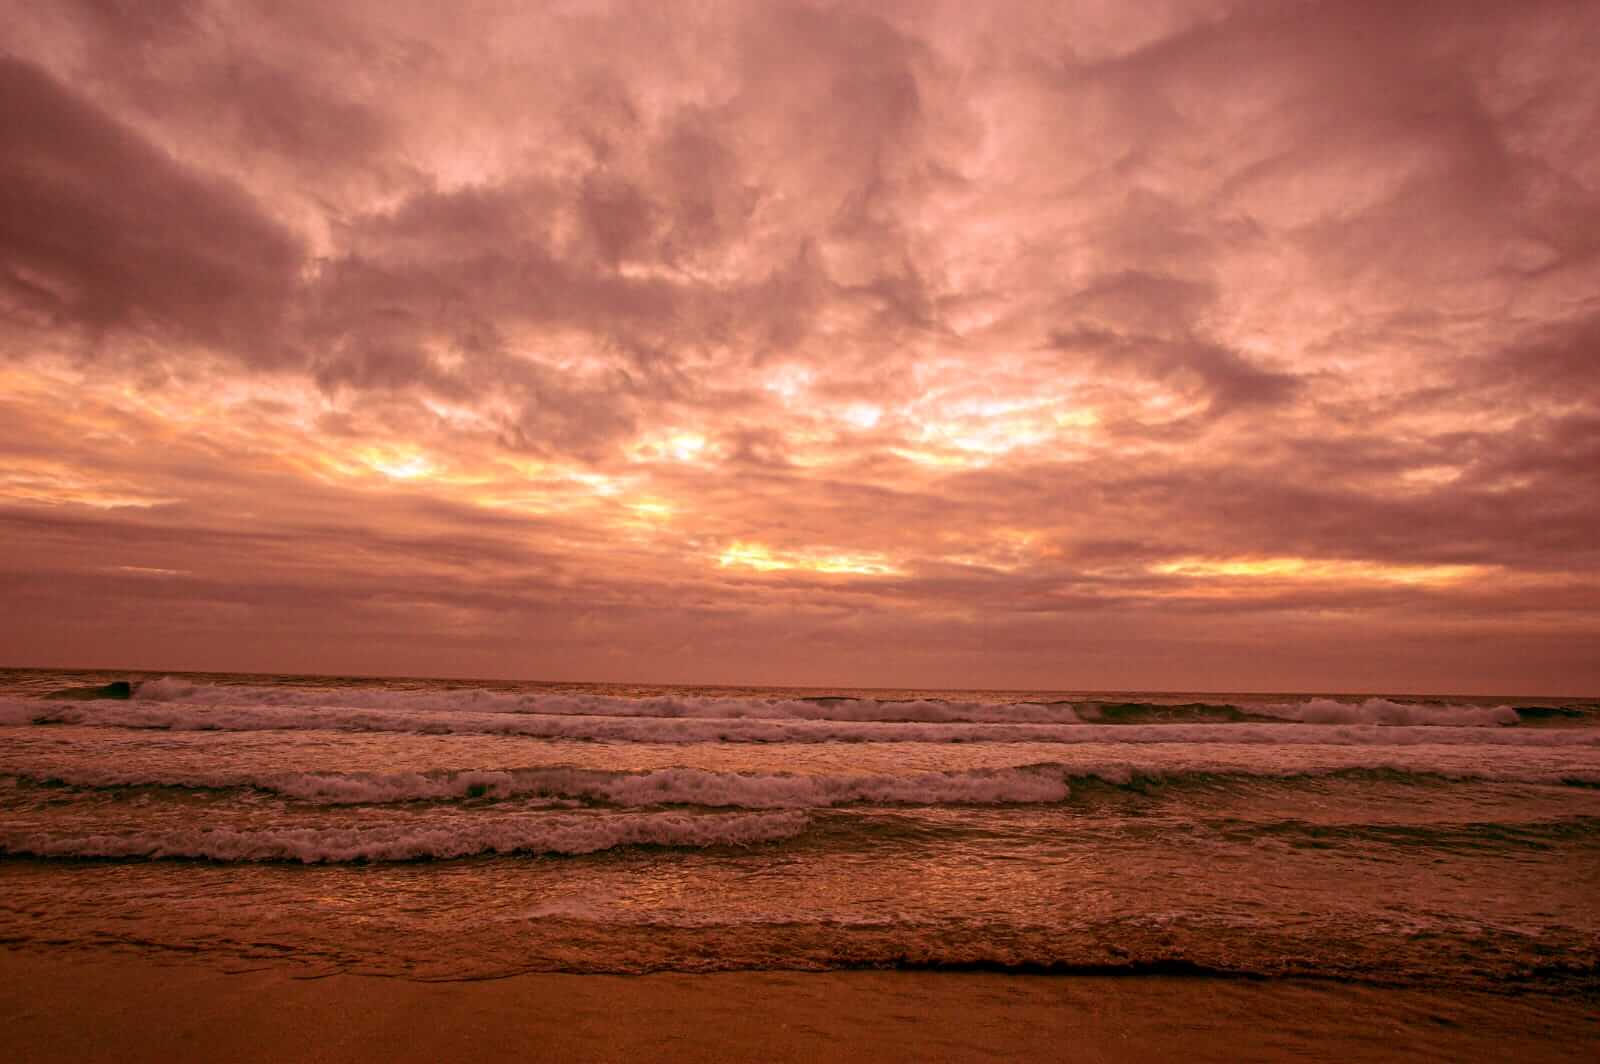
[1,667,1596,993]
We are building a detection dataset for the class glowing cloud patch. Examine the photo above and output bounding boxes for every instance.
[0,462,182,510]
[717,542,900,576]
[763,365,813,402]
[628,431,711,464]
[889,447,989,469]
[568,471,629,497]
[1054,408,1100,429]
[628,500,673,520]
[1152,558,1485,586]
[718,542,790,572]
[667,434,708,461]
[840,404,882,430]
[905,394,1086,460]
[364,451,434,480]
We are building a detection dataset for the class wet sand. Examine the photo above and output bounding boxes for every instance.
[1,950,1595,1063]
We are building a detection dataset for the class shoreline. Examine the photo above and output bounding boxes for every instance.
[1,950,1595,1063]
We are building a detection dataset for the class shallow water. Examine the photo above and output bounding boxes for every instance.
[2,667,1596,990]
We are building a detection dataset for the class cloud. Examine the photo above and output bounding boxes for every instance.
[1048,271,1299,415]
[0,0,1596,691]
[0,57,304,363]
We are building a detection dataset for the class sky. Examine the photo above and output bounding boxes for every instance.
[1,0,1597,694]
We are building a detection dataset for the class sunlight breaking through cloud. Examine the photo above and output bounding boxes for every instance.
[718,543,901,577]
[0,0,1594,690]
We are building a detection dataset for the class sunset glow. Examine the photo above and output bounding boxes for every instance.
[718,542,900,577]
[6,9,1600,1052]
[1151,558,1486,586]
[1,1,1596,692]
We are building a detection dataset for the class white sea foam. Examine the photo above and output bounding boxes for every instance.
[0,810,807,862]
[1,765,1077,807]
[2,696,1593,746]
[124,680,1537,728]
[128,679,1084,723]
[1263,698,1520,727]
[273,766,1078,807]
[8,756,1600,809]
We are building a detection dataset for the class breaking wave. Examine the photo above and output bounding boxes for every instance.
[5,764,1075,808]
[8,762,1599,809]
[125,678,1091,723]
[4,694,1587,745]
[0,810,807,863]
[39,677,1574,728]
[1262,698,1519,727]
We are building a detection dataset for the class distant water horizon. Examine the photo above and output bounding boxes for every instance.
[2,664,1594,704]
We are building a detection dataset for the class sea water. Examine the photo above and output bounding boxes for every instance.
[1,668,1595,990]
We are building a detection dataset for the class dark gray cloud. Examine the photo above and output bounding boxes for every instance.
[0,57,303,362]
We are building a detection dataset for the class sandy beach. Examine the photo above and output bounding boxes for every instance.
[2,950,1595,1063]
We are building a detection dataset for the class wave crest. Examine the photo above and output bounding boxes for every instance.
[0,810,807,863]
[4,695,1592,745]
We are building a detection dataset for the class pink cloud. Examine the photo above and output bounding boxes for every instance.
[1,0,1596,692]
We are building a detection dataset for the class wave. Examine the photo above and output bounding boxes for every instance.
[124,678,1091,723]
[6,695,1597,746]
[0,810,806,863]
[38,677,1569,728]
[1218,815,1600,849]
[0,765,1073,808]
[8,762,1599,811]
[1261,698,1519,727]
[5,696,1596,746]
[1069,697,1524,727]
[43,681,135,701]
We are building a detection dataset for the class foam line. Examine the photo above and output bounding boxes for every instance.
[0,810,807,862]
[2,697,1591,746]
